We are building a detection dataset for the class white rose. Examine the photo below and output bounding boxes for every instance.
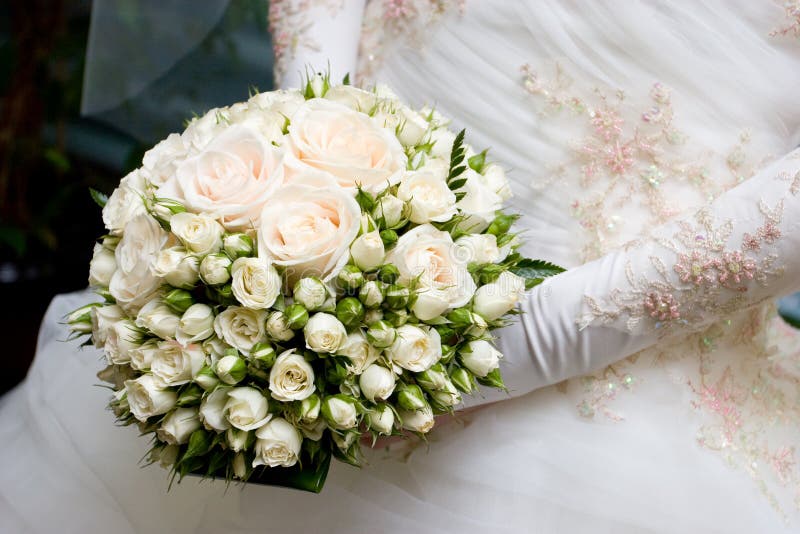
[350,231,385,272]
[455,234,502,264]
[258,182,361,285]
[322,396,358,430]
[473,270,527,321]
[159,125,285,231]
[285,98,406,192]
[199,387,232,431]
[269,349,316,402]
[248,89,305,120]
[396,106,429,146]
[125,374,177,421]
[88,243,117,287]
[231,257,281,310]
[199,253,232,285]
[104,319,141,364]
[181,108,225,150]
[102,170,148,234]
[303,313,347,354]
[151,340,206,386]
[461,339,503,377]
[398,404,435,433]
[456,169,504,233]
[396,168,457,224]
[387,224,476,314]
[150,247,200,289]
[227,103,285,145]
[129,340,159,370]
[141,133,187,187]
[336,331,379,374]
[157,407,201,445]
[136,299,180,339]
[386,325,442,372]
[372,194,405,228]
[411,288,451,321]
[293,277,329,311]
[253,417,302,468]
[169,212,224,255]
[266,311,295,342]
[483,164,512,200]
[109,214,167,313]
[175,303,215,345]
[213,307,267,355]
[224,387,271,431]
[366,404,395,435]
[91,304,125,347]
[359,364,396,402]
[323,85,379,112]
[429,128,456,159]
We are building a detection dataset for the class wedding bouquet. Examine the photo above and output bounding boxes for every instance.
[68,74,561,492]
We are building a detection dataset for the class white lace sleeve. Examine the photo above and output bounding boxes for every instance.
[468,148,800,406]
[269,0,366,89]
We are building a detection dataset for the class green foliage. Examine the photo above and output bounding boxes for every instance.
[510,259,566,288]
[89,188,109,208]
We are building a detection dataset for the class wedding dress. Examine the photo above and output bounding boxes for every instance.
[3,1,800,532]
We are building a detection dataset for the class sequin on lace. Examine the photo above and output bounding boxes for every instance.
[268,0,345,85]
[770,1,800,40]
[578,200,785,334]
[356,0,464,83]
[520,64,759,262]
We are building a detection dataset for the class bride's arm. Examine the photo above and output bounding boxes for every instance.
[470,148,800,406]
[269,0,366,89]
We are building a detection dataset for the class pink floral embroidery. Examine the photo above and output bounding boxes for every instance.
[770,0,800,40]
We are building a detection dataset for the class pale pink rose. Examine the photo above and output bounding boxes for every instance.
[257,182,361,285]
[109,214,168,313]
[158,125,285,231]
[285,99,407,193]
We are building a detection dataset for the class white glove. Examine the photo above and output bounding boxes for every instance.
[470,148,800,406]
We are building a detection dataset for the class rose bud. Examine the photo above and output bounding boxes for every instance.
[358,280,385,308]
[216,354,247,385]
[359,364,396,402]
[223,233,254,258]
[335,297,365,329]
[365,320,396,348]
[293,276,329,311]
[460,339,502,378]
[366,403,395,435]
[199,252,232,285]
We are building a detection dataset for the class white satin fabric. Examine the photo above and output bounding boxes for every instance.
[4,1,800,532]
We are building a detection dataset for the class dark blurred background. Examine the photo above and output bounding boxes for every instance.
[0,0,273,394]
[1,0,799,397]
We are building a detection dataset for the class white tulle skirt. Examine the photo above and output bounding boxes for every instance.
[1,292,797,533]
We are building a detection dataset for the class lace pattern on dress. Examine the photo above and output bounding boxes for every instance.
[268,0,345,85]
[356,0,464,83]
[770,1,800,40]
[577,200,786,335]
[520,64,760,262]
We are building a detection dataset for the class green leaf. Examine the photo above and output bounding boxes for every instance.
[468,149,488,173]
[182,429,212,461]
[342,72,351,85]
[476,368,506,390]
[447,129,467,185]
[355,186,376,212]
[510,259,565,288]
[779,308,800,329]
[447,178,467,191]
[89,188,108,208]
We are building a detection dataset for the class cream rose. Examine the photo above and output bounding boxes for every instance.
[253,417,302,468]
[455,234,503,264]
[104,319,141,364]
[268,349,316,402]
[231,257,281,309]
[88,243,117,287]
[169,212,224,255]
[129,340,159,371]
[387,224,476,317]
[285,98,406,192]
[396,167,457,224]
[150,340,206,386]
[158,125,285,231]
[213,307,267,355]
[336,331,379,374]
[303,313,347,354]
[398,404,435,433]
[125,374,177,421]
[386,325,442,372]
[150,247,200,289]
[456,168,504,233]
[258,183,360,284]
[136,299,180,340]
[102,170,148,234]
[157,407,201,445]
[460,339,503,377]
[472,270,527,321]
[141,133,187,187]
[224,387,271,431]
[175,303,215,345]
[359,364,396,402]
[227,103,285,146]
[109,214,167,313]
[248,89,305,120]
[91,304,125,348]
